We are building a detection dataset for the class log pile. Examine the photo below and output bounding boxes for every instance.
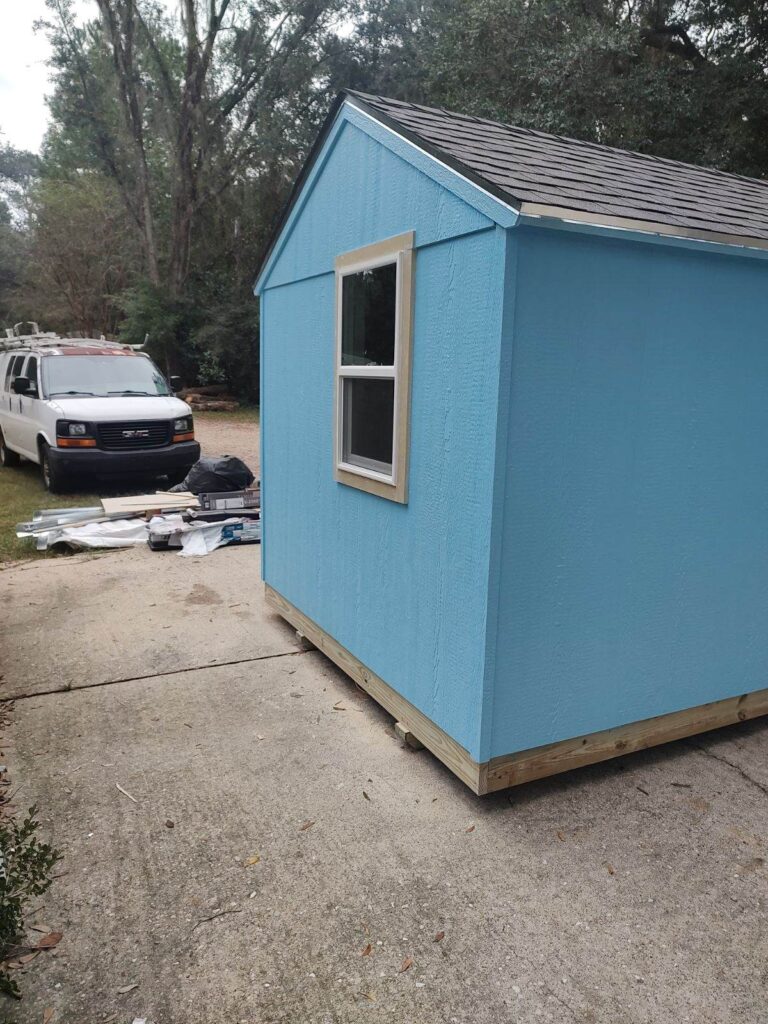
[181,384,239,412]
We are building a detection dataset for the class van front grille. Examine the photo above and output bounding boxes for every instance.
[97,420,170,450]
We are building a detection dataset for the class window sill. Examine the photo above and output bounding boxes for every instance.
[335,463,407,504]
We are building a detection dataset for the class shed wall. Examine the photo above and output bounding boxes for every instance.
[260,120,508,759]
[490,226,768,757]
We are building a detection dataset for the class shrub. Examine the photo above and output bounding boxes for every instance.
[0,807,62,1000]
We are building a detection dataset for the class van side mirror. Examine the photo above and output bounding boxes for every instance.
[12,376,30,395]
[169,375,182,392]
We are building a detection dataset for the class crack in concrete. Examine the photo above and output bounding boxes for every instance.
[688,741,768,797]
[5,648,309,702]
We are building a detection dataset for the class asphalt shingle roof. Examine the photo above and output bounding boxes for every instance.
[349,91,768,245]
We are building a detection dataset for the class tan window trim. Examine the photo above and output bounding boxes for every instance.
[334,231,415,504]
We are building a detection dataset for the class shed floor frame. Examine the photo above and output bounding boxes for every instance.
[265,584,768,795]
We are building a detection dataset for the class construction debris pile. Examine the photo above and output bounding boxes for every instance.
[16,457,260,557]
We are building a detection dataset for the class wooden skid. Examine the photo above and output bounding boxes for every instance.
[265,584,768,795]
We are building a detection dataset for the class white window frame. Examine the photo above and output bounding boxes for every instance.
[334,231,415,504]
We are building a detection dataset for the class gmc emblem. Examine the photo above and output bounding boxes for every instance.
[122,429,149,439]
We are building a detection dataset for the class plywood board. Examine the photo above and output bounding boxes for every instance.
[101,492,199,515]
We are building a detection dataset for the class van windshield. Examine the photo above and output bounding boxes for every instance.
[43,355,171,398]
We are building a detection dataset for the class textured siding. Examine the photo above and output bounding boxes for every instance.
[265,117,493,291]
[261,120,506,758]
[489,226,768,756]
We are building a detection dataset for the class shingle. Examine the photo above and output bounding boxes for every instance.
[349,91,768,243]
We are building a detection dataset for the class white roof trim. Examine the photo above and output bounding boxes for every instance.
[520,202,768,253]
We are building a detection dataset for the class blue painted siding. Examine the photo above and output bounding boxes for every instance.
[262,222,506,758]
[489,226,768,757]
[263,117,493,292]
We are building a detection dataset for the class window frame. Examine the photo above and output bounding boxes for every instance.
[334,231,415,504]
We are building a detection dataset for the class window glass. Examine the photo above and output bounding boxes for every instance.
[42,355,170,397]
[6,355,24,389]
[342,378,395,472]
[24,356,38,394]
[341,263,396,367]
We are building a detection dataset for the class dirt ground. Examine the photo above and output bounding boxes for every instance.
[194,412,259,474]
[1,417,767,1024]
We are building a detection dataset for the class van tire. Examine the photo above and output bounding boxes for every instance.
[39,442,66,493]
[0,429,20,468]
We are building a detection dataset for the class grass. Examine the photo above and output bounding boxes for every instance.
[0,460,103,564]
[194,405,260,423]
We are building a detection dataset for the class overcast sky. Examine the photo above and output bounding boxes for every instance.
[0,1,138,153]
[0,0,82,153]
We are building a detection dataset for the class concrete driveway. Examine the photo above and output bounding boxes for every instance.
[2,544,767,1023]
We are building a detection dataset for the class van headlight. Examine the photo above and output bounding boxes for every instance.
[172,416,194,442]
[68,422,88,436]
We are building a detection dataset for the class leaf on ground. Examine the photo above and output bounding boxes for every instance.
[43,1009,54,1024]
[360,943,372,956]
[30,924,51,933]
[465,824,475,833]
[433,931,445,943]
[556,830,566,842]
[19,952,40,964]
[116,983,138,995]
[362,991,376,1002]
[362,791,371,802]
[333,702,346,711]
[37,932,62,949]
[244,854,261,866]
[399,956,414,973]
[605,862,616,876]
[299,820,314,832]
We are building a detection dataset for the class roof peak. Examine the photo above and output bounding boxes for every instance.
[345,90,768,192]
[343,90,768,246]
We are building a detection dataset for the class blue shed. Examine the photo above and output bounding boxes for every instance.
[255,92,768,794]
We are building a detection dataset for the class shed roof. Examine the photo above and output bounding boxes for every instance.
[256,91,768,288]
[348,91,768,247]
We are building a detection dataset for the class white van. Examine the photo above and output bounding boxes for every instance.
[0,331,200,492]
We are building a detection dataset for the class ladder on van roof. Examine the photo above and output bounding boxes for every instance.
[0,323,139,353]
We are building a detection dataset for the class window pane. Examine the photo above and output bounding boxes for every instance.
[342,377,394,472]
[341,262,396,366]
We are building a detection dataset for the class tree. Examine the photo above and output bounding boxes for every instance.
[332,0,768,178]
[16,175,140,336]
[0,139,38,326]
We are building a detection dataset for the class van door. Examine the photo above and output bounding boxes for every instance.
[15,355,40,458]
[2,354,27,452]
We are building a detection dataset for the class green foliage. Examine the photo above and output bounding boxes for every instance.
[0,807,62,1001]
[3,0,768,397]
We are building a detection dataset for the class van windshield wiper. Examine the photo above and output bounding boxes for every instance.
[49,390,96,397]
[107,389,154,396]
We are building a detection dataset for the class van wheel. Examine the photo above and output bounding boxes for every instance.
[0,429,20,468]
[39,443,66,493]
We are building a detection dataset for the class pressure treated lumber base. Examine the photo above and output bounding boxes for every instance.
[265,584,768,795]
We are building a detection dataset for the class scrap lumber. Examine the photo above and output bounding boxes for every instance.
[101,492,199,516]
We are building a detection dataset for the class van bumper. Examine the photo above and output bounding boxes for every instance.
[48,440,201,479]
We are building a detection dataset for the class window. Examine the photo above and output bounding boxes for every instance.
[24,356,38,396]
[334,231,414,503]
[5,354,25,391]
